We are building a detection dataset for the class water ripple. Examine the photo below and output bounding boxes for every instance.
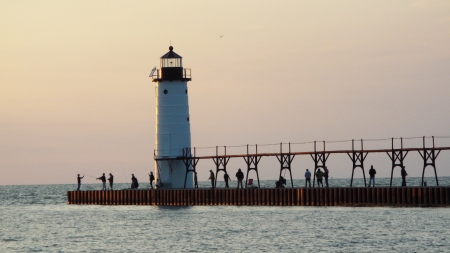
[1,182,450,252]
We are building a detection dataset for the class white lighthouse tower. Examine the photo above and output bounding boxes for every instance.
[151,46,193,189]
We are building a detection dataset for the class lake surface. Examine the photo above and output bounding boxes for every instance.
[1,178,449,252]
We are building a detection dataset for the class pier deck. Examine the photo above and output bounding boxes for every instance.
[67,187,450,207]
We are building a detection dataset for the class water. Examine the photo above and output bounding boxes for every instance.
[1,178,450,252]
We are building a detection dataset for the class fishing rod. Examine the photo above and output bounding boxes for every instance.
[79,167,97,180]
[78,170,95,179]
[121,163,129,184]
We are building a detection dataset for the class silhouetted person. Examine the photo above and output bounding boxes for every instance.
[305,169,311,188]
[401,166,408,186]
[194,172,198,188]
[315,169,324,187]
[149,172,155,189]
[323,166,329,187]
[276,176,285,188]
[131,174,139,189]
[108,173,114,190]
[224,172,231,188]
[77,174,84,191]
[236,168,244,189]
[368,165,376,187]
[96,173,106,190]
[208,170,215,189]
[280,175,286,185]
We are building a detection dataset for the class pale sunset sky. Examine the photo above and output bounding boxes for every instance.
[1,0,450,185]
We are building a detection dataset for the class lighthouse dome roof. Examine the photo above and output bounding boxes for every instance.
[161,46,182,58]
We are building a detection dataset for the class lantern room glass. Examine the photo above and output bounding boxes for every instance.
[161,58,182,68]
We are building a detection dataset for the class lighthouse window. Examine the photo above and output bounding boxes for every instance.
[185,89,187,94]
[187,117,189,122]
[161,58,182,67]
[163,89,168,94]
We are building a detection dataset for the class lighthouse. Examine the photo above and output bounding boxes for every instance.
[150,46,192,189]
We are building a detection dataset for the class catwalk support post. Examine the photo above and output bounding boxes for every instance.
[212,146,230,188]
[276,142,295,187]
[243,144,261,188]
[418,136,441,186]
[183,147,199,188]
[387,138,409,187]
[347,139,368,187]
[310,141,330,188]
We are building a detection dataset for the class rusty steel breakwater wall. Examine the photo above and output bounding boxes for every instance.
[67,187,450,207]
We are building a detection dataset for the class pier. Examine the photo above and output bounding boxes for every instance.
[67,136,450,207]
[67,187,450,206]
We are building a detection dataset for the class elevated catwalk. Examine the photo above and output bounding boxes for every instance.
[67,187,450,207]
[168,137,450,188]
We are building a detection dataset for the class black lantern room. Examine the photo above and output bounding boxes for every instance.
[152,46,191,82]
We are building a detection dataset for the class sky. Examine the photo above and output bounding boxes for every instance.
[1,0,450,186]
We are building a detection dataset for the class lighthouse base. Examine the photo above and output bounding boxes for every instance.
[155,159,193,189]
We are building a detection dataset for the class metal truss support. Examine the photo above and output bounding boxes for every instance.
[212,146,230,188]
[243,145,261,188]
[419,136,441,186]
[276,143,295,188]
[387,138,409,187]
[310,141,330,188]
[182,148,199,188]
[347,139,368,187]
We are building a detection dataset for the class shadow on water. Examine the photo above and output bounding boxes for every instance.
[156,205,192,210]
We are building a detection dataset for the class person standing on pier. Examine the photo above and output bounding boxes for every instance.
[108,173,114,190]
[77,174,84,191]
[401,166,408,186]
[96,173,107,190]
[149,172,155,189]
[368,166,376,187]
[315,169,324,187]
[323,166,330,187]
[131,174,139,189]
[276,176,285,188]
[224,172,231,188]
[208,170,215,189]
[236,168,244,189]
[305,169,311,188]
